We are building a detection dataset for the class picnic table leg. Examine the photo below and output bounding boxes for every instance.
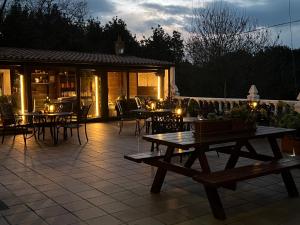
[204,186,226,220]
[196,147,226,220]
[150,146,175,193]
[268,137,299,197]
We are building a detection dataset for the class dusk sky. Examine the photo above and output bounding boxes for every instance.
[86,0,300,48]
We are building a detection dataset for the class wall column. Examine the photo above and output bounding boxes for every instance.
[101,71,109,120]
[24,66,32,112]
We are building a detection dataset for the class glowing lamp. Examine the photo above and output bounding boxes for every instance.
[251,101,258,108]
[150,102,155,111]
[49,104,55,113]
[176,108,182,115]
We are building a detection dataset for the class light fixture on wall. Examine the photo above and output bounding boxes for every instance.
[115,35,125,55]
[20,74,25,115]
[157,76,161,100]
[94,75,100,117]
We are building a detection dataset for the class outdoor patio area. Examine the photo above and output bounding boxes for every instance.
[0,122,300,225]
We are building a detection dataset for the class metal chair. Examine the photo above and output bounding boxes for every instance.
[116,99,140,135]
[151,113,183,151]
[0,103,33,146]
[57,104,91,145]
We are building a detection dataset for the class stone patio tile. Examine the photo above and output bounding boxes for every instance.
[72,207,107,220]
[0,204,31,216]
[51,193,82,204]
[26,198,57,210]
[128,217,165,225]
[0,217,10,225]
[45,213,81,225]
[5,212,46,225]
[35,205,69,218]
[77,190,105,199]
[86,215,123,225]
[99,201,131,213]
[109,190,140,201]
[112,208,148,223]
[18,193,48,203]
[86,195,117,206]
[0,123,299,225]
[0,197,23,207]
[153,209,190,225]
[61,200,94,212]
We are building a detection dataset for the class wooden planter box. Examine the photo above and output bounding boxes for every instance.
[194,119,256,136]
[281,135,300,155]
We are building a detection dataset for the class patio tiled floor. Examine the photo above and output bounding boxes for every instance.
[0,122,299,225]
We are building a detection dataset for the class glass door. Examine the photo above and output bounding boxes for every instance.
[80,70,101,118]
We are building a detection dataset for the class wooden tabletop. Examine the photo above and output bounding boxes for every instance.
[143,126,295,149]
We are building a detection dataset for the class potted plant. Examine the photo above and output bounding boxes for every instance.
[276,110,300,155]
[187,99,200,117]
[228,105,257,132]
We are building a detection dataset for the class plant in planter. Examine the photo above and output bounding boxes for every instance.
[187,99,200,117]
[276,110,300,155]
[227,105,257,131]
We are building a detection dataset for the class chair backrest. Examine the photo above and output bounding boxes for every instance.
[78,104,91,120]
[56,102,73,112]
[115,99,126,117]
[0,103,16,126]
[151,113,183,135]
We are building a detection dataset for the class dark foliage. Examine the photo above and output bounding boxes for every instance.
[0,2,184,62]
[176,46,300,100]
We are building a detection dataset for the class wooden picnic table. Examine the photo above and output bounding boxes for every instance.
[125,126,300,220]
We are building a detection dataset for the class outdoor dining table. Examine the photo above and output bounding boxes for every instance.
[125,126,300,220]
[130,108,173,134]
[22,111,73,144]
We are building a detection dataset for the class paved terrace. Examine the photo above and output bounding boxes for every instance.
[0,122,299,225]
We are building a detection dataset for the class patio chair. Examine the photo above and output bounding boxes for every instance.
[0,103,33,146]
[116,99,141,135]
[151,113,183,151]
[57,104,91,145]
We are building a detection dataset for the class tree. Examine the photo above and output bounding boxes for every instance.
[186,2,271,66]
[140,25,184,63]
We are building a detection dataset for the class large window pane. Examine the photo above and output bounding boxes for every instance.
[80,70,101,118]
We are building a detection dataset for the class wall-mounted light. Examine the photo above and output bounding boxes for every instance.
[157,76,161,100]
[94,76,99,117]
[20,75,25,115]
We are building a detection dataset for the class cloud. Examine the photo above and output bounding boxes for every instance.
[140,3,192,15]
[87,0,116,15]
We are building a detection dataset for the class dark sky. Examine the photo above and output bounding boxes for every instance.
[86,0,300,48]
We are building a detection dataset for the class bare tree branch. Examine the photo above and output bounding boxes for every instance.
[186,2,274,66]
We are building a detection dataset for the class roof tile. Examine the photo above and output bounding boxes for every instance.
[0,47,173,67]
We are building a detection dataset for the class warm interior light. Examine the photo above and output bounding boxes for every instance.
[251,101,258,108]
[151,102,155,110]
[20,75,25,115]
[94,76,99,117]
[176,108,182,115]
[157,76,161,100]
[49,104,55,113]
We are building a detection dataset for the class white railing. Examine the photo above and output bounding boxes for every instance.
[174,96,298,114]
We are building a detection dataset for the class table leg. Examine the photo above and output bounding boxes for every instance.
[204,186,226,220]
[150,146,175,193]
[268,137,299,197]
[225,141,244,169]
[193,146,225,219]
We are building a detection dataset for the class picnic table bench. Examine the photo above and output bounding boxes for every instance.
[124,126,300,220]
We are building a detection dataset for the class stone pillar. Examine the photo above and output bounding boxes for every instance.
[294,93,300,113]
[247,85,260,101]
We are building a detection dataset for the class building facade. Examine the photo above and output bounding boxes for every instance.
[0,47,175,119]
